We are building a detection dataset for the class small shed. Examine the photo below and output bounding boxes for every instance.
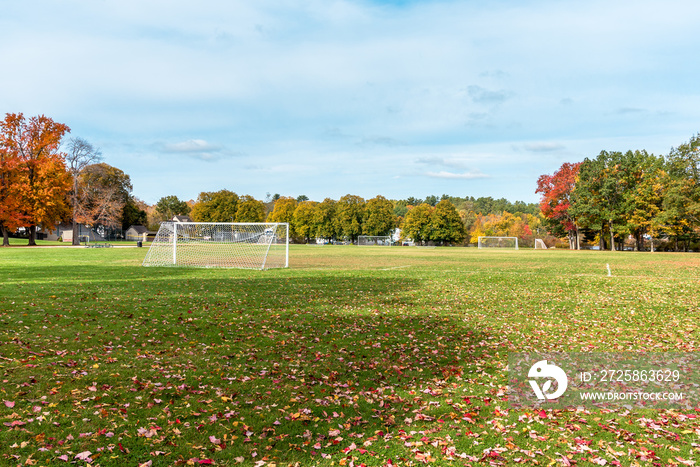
[126,225,153,242]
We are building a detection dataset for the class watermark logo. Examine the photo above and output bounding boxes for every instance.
[528,360,568,400]
[510,352,699,410]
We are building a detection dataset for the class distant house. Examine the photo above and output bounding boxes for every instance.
[172,215,193,223]
[126,225,154,242]
[46,223,105,242]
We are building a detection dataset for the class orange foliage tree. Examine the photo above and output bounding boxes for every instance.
[536,162,581,249]
[0,137,29,245]
[0,113,71,245]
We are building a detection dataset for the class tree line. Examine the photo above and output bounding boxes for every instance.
[0,113,146,246]
[154,190,542,246]
[537,133,700,251]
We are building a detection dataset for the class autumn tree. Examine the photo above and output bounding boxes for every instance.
[429,199,466,244]
[623,155,667,251]
[335,194,365,243]
[662,134,700,249]
[0,132,27,245]
[267,197,298,236]
[235,195,265,222]
[314,198,337,242]
[65,137,103,244]
[292,200,319,243]
[190,190,239,222]
[536,162,581,249]
[363,195,396,236]
[76,163,133,239]
[570,152,630,251]
[0,113,71,245]
[402,203,433,244]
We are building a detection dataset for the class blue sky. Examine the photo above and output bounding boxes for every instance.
[2,0,699,204]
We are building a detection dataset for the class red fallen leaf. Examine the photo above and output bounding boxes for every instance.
[537,409,547,419]
[3,420,26,427]
[4,400,14,408]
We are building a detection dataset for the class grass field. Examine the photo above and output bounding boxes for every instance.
[0,245,698,466]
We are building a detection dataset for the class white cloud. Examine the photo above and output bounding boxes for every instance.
[426,170,490,180]
[520,142,566,153]
[163,139,221,153]
[156,139,240,162]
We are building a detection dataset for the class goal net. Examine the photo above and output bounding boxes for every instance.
[357,235,391,246]
[534,239,548,249]
[477,236,519,250]
[142,222,289,269]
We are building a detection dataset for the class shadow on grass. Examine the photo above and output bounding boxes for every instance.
[0,267,491,465]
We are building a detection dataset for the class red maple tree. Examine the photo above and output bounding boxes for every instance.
[536,162,581,249]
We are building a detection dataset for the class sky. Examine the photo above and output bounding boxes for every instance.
[2,0,699,205]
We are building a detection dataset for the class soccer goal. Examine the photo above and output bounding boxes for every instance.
[534,239,548,249]
[477,236,519,250]
[142,222,289,269]
[357,235,392,246]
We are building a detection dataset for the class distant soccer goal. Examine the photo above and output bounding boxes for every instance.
[477,236,519,250]
[534,239,548,250]
[357,235,392,246]
[142,222,289,269]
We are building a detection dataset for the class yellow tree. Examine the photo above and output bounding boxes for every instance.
[235,195,265,222]
[363,195,396,236]
[335,194,365,243]
[190,190,239,222]
[430,200,466,244]
[402,203,433,244]
[267,197,298,236]
[292,200,319,243]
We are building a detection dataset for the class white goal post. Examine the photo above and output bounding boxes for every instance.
[357,235,392,246]
[477,236,519,250]
[534,239,548,249]
[142,222,289,269]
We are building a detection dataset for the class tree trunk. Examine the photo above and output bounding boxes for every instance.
[575,225,581,250]
[72,219,80,245]
[1,226,9,247]
[28,225,37,246]
[650,236,655,253]
[609,220,615,251]
[599,229,605,250]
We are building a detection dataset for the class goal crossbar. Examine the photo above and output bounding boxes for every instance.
[358,235,392,246]
[477,236,519,250]
[142,222,289,269]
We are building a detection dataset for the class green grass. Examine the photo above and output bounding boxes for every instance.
[0,245,698,466]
